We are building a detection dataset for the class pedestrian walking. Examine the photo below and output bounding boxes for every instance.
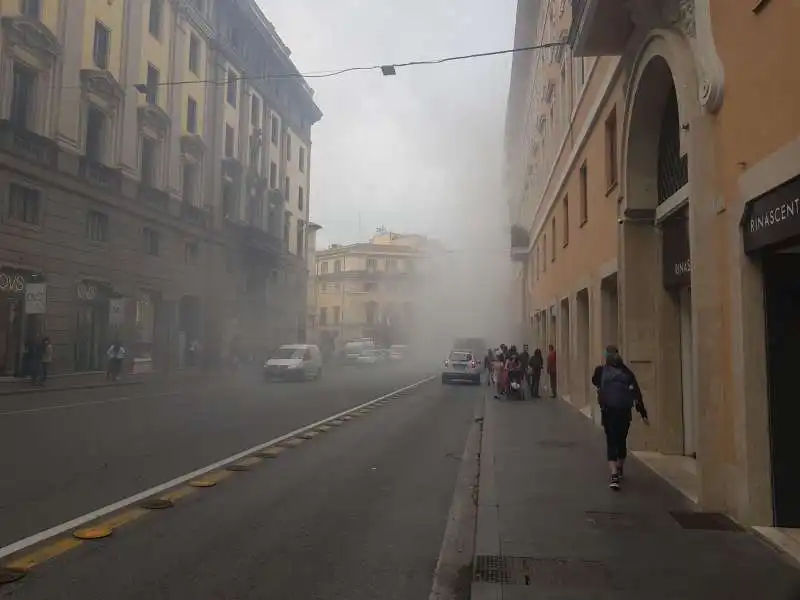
[38,336,53,384]
[106,340,127,381]
[546,344,558,398]
[529,348,543,397]
[592,345,649,490]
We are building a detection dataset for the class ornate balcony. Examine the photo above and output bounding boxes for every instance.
[0,120,57,168]
[569,0,632,57]
[79,157,122,191]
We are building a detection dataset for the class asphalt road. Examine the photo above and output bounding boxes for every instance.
[0,363,437,547]
[0,368,481,599]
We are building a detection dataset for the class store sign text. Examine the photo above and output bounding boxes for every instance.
[673,259,692,276]
[749,197,800,233]
[0,272,25,293]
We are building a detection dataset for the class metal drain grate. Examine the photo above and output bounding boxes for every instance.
[536,440,577,449]
[474,555,612,587]
[669,511,745,532]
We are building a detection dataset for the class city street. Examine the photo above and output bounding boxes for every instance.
[0,364,480,599]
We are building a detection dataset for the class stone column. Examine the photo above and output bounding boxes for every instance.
[688,113,732,512]
[119,0,145,179]
[54,0,87,152]
[166,11,187,197]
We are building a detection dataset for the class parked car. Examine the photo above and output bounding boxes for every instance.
[441,349,482,385]
[264,344,323,381]
[355,348,384,366]
[345,340,374,364]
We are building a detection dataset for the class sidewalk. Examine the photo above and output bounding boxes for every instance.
[472,394,800,599]
[0,368,208,396]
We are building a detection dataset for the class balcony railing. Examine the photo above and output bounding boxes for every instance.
[569,0,632,57]
[79,157,122,191]
[0,120,58,168]
[138,184,170,212]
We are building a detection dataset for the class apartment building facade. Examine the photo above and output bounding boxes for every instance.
[0,0,320,374]
[507,0,800,528]
[313,233,428,351]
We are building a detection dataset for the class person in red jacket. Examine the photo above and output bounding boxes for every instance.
[546,344,557,398]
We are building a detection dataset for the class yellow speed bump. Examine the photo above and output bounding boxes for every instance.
[189,479,217,488]
[257,447,285,458]
[283,438,305,447]
[5,538,82,572]
[300,431,319,439]
[161,486,196,503]
[316,425,332,432]
[330,420,344,426]
[73,526,112,540]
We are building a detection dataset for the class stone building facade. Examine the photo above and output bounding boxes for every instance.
[0,0,321,374]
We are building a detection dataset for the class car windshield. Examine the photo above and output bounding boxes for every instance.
[272,348,305,360]
[450,352,472,362]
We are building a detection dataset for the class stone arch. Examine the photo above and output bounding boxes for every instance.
[617,30,704,458]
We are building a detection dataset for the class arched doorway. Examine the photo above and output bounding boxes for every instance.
[622,43,699,458]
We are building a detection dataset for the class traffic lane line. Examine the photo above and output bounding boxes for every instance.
[0,375,436,564]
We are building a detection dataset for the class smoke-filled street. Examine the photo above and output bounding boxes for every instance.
[0,364,481,599]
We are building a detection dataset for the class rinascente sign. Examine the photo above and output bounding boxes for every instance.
[743,175,800,253]
[662,208,691,288]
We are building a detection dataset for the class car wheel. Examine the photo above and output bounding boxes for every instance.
[441,375,449,385]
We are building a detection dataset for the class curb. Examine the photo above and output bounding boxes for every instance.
[0,380,145,397]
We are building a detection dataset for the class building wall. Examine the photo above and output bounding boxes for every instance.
[0,0,321,373]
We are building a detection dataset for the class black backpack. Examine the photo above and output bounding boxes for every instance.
[599,365,635,410]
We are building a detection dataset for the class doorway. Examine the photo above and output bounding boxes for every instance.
[678,287,697,456]
[559,298,571,397]
[75,303,108,371]
[763,251,800,527]
[601,274,619,349]
[576,289,590,408]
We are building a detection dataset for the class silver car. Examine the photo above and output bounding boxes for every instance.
[441,350,482,385]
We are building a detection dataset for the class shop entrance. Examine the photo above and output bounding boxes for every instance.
[763,251,800,526]
[678,286,696,456]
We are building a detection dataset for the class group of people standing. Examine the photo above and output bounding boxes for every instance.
[485,343,557,399]
[485,341,649,491]
[21,336,54,386]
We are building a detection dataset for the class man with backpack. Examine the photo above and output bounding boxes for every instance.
[592,345,648,490]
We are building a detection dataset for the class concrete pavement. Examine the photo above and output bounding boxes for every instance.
[473,392,800,599]
[0,370,481,599]
[0,364,435,548]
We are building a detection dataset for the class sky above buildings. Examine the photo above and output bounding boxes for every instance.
[258,0,517,251]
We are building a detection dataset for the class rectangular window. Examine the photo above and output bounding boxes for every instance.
[146,64,159,105]
[284,176,290,198]
[296,220,304,256]
[185,241,199,265]
[8,183,40,225]
[319,307,327,326]
[551,217,556,261]
[334,260,342,273]
[222,180,236,218]
[542,236,547,272]
[148,0,162,38]
[285,133,292,160]
[367,258,377,272]
[188,34,200,75]
[251,95,260,127]
[85,106,105,161]
[579,162,588,225]
[86,210,109,242]
[269,161,277,188]
[283,212,291,247]
[226,69,237,106]
[10,63,35,129]
[182,162,198,205]
[605,108,618,190]
[271,115,279,144]
[224,124,234,158]
[20,0,40,19]
[299,147,306,172]
[143,227,159,256]
[562,196,569,246]
[332,306,340,324]
[141,136,157,186]
[320,262,329,274]
[186,96,197,133]
[93,21,110,70]
[298,186,304,211]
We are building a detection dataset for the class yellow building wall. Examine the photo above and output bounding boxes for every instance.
[284,128,308,215]
[0,0,59,32]
[80,0,125,79]
[139,0,173,110]
[180,24,207,136]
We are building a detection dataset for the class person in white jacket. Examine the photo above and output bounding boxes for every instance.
[106,341,127,381]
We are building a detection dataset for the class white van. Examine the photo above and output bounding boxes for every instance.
[264,344,323,381]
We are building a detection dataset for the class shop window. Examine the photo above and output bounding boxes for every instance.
[86,209,108,242]
[146,64,159,105]
[143,227,159,256]
[93,21,110,70]
[11,63,36,130]
[189,34,200,75]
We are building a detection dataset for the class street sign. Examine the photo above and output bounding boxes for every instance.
[25,283,46,314]
[109,298,126,325]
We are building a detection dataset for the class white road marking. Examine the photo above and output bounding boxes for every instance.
[0,375,436,560]
[0,391,178,416]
